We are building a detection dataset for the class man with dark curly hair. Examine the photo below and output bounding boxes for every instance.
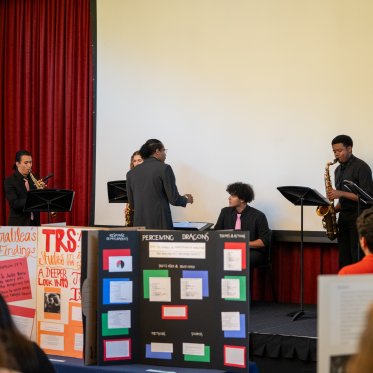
[214,182,271,267]
[339,207,373,275]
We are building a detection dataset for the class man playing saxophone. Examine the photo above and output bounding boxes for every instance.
[327,135,373,269]
[4,149,46,226]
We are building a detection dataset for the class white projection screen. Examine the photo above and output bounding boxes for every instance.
[94,0,373,231]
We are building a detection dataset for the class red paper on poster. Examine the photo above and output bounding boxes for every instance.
[102,249,131,270]
[0,258,32,302]
[224,242,246,269]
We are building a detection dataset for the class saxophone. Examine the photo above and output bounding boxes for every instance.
[316,159,338,240]
[29,172,45,189]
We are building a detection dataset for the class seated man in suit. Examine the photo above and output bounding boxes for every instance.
[339,207,373,275]
[3,150,45,226]
[214,182,271,267]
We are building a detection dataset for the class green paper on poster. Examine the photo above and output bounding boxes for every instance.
[224,275,247,301]
[143,269,169,298]
[184,346,210,362]
[101,313,129,336]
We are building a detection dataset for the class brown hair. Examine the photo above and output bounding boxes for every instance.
[347,303,373,373]
[130,151,142,169]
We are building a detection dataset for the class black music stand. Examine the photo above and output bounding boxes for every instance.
[277,186,330,321]
[344,180,373,261]
[24,189,75,224]
[107,180,128,203]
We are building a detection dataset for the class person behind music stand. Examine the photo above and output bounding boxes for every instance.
[214,182,271,267]
[327,135,373,269]
[339,207,373,275]
[3,150,46,226]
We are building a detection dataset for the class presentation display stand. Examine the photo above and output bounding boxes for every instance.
[277,186,330,321]
[107,180,128,203]
[24,189,74,223]
[93,230,250,371]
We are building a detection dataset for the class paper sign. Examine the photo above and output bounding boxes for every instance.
[224,242,246,269]
[108,310,131,329]
[109,256,132,272]
[149,242,206,259]
[221,312,240,331]
[143,270,169,299]
[8,305,35,339]
[182,270,209,297]
[224,345,246,368]
[180,278,203,300]
[224,314,246,338]
[145,344,172,360]
[104,339,131,360]
[110,280,133,303]
[40,334,64,351]
[40,322,64,333]
[0,258,32,302]
[184,346,211,362]
[151,342,173,353]
[221,278,240,299]
[149,277,171,302]
[182,343,205,356]
[162,305,188,320]
[224,250,242,271]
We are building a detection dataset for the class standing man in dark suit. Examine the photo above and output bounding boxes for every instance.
[126,139,193,229]
[4,150,45,226]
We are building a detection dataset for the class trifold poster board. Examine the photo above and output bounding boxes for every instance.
[318,274,373,373]
[0,227,38,340]
[36,226,84,358]
[83,230,250,371]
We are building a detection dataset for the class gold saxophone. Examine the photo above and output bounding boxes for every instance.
[125,204,133,226]
[316,159,338,240]
[29,172,44,189]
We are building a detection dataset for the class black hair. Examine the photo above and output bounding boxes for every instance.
[357,207,373,252]
[12,149,32,170]
[139,139,163,159]
[226,182,255,203]
[331,135,353,148]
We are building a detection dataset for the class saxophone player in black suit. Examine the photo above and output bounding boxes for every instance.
[4,150,45,226]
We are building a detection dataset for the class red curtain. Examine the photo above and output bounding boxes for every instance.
[0,0,93,226]
[252,242,340,304]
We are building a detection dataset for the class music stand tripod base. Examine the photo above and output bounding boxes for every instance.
[278,186,329,321]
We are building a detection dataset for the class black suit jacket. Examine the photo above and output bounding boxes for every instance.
[4,170,40,226]
[214,205,271,249]
[126,157,187,229]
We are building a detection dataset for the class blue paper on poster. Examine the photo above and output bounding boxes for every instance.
[182,270,209,297]
[224,314,246,338]
[103,278,131,305]
[145,344,172,360]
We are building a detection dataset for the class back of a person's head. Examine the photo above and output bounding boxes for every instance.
[0,295,38,373]
[347,304,373,373]
[0,295,15,332]
[0,331,21,372]
[356,207,373,253]
[139,139,163,159]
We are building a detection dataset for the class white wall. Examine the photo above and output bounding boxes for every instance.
[95,0,373,230]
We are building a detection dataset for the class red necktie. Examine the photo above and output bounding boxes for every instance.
[235,213,241,230]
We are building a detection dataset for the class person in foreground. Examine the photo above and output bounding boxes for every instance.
[346,302,373,373]
[4,150,46,226]
[214,182,271,267]
[339,207,373,275]
[0,294,55,373]
[126,139,193,229]
[327,135,373,268]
